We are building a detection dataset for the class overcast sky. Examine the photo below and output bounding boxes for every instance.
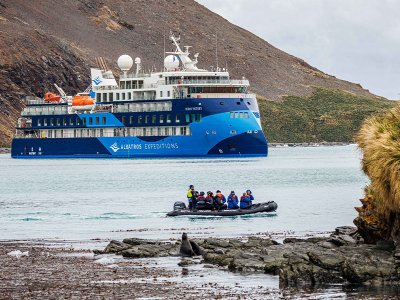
[196,0,400,99]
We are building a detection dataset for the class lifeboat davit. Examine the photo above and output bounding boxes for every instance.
[72,95,95,110]
[44,92,61,103]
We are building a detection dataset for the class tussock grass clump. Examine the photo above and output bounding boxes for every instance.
[356,103,400,241]
[357,105,400,216]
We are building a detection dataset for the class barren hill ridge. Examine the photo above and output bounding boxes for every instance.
[0,0,380,145]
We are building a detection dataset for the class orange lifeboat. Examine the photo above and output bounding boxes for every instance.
[72,95,95,106]
[44,92,61,103]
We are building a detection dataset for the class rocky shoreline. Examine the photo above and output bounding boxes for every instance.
[269,142,351,147]
[100,226,400,288]
[0,147,10,154]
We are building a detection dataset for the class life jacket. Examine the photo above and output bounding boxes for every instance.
[187,189,193,201]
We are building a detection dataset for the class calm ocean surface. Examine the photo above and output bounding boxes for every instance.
[0,144,368,241]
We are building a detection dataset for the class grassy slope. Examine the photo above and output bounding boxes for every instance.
[258,88,397,143]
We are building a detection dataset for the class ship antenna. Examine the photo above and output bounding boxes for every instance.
[163,30,166,71]
[215,31,219,70]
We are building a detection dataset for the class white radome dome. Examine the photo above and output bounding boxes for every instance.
[117,55,134,71]
[164,55,180,71]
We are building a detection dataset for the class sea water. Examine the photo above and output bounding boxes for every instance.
[0,144,367,241]
[4,145,395,298]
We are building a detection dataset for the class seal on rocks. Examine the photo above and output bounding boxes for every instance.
[180,232,203,256]
[180,232,195,257]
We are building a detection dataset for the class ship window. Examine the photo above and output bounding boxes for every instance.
[100,129,103,137]
[239,112,243,118]
[160,91,163,98]
[175,114,180,123]
[126,81,132,89]
[116,93,120,101]
[234,112,239,119]
[152,115,156,124]
[122,116,126,125]
[166,114,171,123]
[37,119,41,126]
[138,115,142,124]
[138,81,143,88]
[63,117,66,125]
[244,112,249,119]
[102,117,106,124]
[196,114,202,122]
[220,101,224,105]
[122,93,126,100]
[69,118,73,125]
[96,117,99,125]
[44,118,47,126]
[230,112,234,119]
[149,127,154,136]
[76,117,81,125]
[180,127,187,136]
[48,130,52,138]
[82,118,86,125]
[164,127,169,136]
[109,93,114,102]
[212,130,217,134]
[230,130,237,134]
[237,102,241,105]
[120,81,126,89]
[103,93,107,102]
[56,118,60,126]
[167,91,170,97]
[159,115,164,123]
[185,114,190,122]
[97,93,101,102]
[172,127,176,135]
[247,102,251,105]
[128,92,132,100]
[145,115,149,124]
[89,117,93,125]
[130,116,134,124]
[253,112,260,118]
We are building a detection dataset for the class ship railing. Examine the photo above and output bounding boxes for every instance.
[173,93,256,99]
[169,79,249,86]
[120,73,152,79]
[25,97,45,105]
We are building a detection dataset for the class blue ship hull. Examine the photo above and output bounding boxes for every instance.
[12,97,268,158]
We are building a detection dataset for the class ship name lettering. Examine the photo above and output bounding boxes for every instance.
[185,107,202,111]
[120,144,142,150]
[144,143,179,150]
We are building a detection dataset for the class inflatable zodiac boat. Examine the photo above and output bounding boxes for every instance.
[166,201,278,217]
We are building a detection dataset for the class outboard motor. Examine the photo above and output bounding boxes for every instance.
[173,201,187,211]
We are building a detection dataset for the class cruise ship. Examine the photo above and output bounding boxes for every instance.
[11,33,268,158]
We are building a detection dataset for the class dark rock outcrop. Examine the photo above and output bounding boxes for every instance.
[100,227,400,288]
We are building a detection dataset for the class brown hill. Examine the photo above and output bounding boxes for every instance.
[0,0,380,146]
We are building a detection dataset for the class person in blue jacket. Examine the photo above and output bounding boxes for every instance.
[246,189,254,206]
[240,192,251,209]
[227,191,239,209]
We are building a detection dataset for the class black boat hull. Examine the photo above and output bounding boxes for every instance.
[166,201,277,217]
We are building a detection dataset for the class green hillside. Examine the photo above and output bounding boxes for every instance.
[258,88,397,143]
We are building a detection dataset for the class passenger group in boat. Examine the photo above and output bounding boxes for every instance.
[186,186,255,211]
